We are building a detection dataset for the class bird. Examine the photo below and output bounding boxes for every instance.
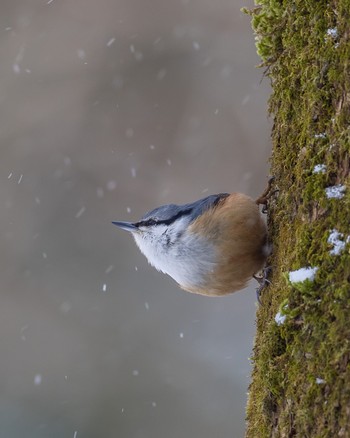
[113,180,273,297]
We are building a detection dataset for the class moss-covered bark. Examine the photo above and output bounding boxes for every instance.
[245,1,350,437]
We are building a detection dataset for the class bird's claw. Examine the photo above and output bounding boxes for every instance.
[256,176,278,213]
[253,267,272,304]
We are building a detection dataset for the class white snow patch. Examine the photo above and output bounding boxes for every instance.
[96,187,104,198]
[34,374,42,385]
[13,46,25,75]
[107,37,116,47]
[314,133,327,139]
[13,64,20,74]
[106,180,117,191]
[105,265,114,274]
[328,229,346,255]
[325,184,346,199]
[129,44,143,60]
[179,332,184,338]
[316,377,326,384]
[326,28,338,38]
[77,49,86,60]
[313,164,327,174]
[20,325,29,341]
[75,207,86,218]
[275,312,287,326]
[102,283,107,292]
[289,267,318,283]
[126,207,131,213]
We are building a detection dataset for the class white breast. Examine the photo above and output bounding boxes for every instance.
[133,223,216,290]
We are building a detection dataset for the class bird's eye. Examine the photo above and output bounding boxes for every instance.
[143,218,157,227]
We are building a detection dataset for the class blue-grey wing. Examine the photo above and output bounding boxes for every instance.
[187,193,229,221]
[140,193,229,225]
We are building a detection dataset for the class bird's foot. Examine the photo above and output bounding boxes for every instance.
[253,267,272,304]
[255,176,278,213]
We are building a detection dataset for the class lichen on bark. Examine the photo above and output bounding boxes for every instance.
[244,1,350,437]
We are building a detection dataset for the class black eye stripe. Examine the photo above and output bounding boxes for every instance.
[143,218,157,226]
[136,209,192,228]
[135,193,229,228]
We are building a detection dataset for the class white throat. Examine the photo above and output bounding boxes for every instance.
[133,219,216,289]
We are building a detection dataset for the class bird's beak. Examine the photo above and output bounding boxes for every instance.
[112,221,139,233]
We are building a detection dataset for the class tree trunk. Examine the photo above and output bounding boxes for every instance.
[245,1,350,437]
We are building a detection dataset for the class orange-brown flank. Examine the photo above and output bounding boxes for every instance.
[185,193,267,296]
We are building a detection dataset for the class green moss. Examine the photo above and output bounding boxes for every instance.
[245,0,350,436]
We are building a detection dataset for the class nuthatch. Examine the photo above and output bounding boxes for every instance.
[113,181,273,297]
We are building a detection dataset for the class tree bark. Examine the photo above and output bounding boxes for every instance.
[245,1,350,437]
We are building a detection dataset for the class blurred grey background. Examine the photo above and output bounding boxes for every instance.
[0,0,271,437]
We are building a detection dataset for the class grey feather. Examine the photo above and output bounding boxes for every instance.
[138,193,229,226]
